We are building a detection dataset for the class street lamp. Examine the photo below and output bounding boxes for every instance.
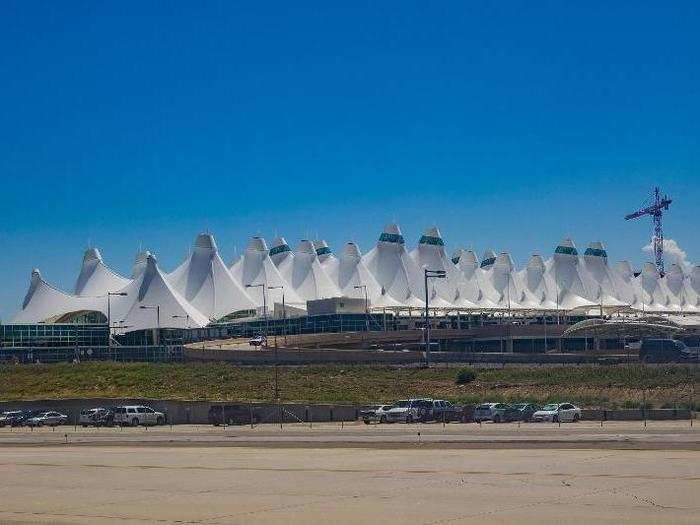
[354,285,369,331]
[107,291,127,346]
[268,285,285,341]
[424,269,446,366]
[139,305,160,345]
[245,283,268,342]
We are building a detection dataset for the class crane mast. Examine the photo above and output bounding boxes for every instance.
[624,187,672,274]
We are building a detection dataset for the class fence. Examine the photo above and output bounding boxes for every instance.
[0,345,184,364]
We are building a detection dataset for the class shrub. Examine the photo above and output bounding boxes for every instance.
[455,367,477,384]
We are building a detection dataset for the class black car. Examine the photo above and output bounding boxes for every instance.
[427,400,463,423]
[503,403,540,422]
[640,339,698,363]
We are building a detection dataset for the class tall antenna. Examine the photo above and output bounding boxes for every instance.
[625,186,673,274]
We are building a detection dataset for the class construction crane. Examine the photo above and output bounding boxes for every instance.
[625,186,672,274]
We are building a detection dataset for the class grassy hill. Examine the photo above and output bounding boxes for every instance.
[0,362,697,409]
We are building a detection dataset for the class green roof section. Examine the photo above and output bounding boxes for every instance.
[269,244,291,257]
[555,245,578,256]
[584,247,607,257]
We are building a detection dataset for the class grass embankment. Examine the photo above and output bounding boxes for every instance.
[0,363,697,409]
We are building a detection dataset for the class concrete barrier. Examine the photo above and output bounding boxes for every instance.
[581,409,693,421]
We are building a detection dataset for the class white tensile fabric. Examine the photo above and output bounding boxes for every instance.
[453,249,499,309]
[168,233,256,320]
[11,269,104,324]
[480,252,523,310]
[269,237,294,280]
[314,240,340,284]
[363,224,424,308]
[544,239,596,311]
[111,254,209,331]
[515,254,558,310]
[579,242,629,308]
[334,242,388,305]
[663,264,699,313]
[229,236,303,309]
[131,250,152,278]
[286,240,340,302]
[689,266,700,310]
[409,228,461,308]
[635,262,672,312]
[611,260,640,307]
[74,248,130,296]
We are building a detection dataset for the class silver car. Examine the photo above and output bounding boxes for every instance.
[26,411,68,427]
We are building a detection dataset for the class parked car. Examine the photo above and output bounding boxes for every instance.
[427,400,463,423]
[639,339,698,363]
[25,411,68,427]
[1,411,28,427]
[532,403,582,423]
[360,405,394,424]
[503,403,540,422]
[113,405,167,426]
[79,407,114,427]
[473,403,510,423]
[208,405,259,426]
[249,335,267,347]
[384,399,433,423]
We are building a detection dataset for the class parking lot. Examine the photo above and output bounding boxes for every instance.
[0,440,698,524]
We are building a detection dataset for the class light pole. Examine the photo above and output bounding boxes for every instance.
[246,283,268,343]
[268,285,285,345]
[139,305,160,345]
[424,269,446,367]
[107,291,127,346]
[354,284,369,331]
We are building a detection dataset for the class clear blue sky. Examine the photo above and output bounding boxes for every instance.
[1,1,698,320]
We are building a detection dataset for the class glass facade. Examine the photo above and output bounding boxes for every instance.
[315,246,332,256]
[378,232,405,244]
[555,246,578,256]
[584,247,607,258]
[1,324,109,348]
[419,235,444,246]
[480,257,496,268]
[269,244,291,257]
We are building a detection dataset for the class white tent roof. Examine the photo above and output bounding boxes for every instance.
[579,242,628,308]
[515,254,558,310]
[480,252,524,310]
[452,249,498,309]
[230,236,304,308]
[74,248,130,296]
[363,224,424,308]
[285,240,341,302]
[168,233,256,320]
[334,242,389,305]
[409,227,461,308]
[131,250,152,279]
[635,262,673,312]
[11,269,104,324]
[545,238,597,310]
[112,254,209,331]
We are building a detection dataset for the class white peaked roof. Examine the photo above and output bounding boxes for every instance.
[580,242,628,308]
[111,254,209,331]
[334,242,388,304]
[663,264,697,312]
[545,239,596,310]
[453,249,497,309]
[480,249,497,270]
[314,240,340,285]
[74,248,130,296]
[12,269,104,324]
[363,224,424,308]
[635,262,671,312]
[168,233,256,320]
[611,260,640,307]
[286,240,341,302]
[481,252,524,309]
[132,250,152,278]
[229,236,303,307]
[516,254,558,310]
[409,228,461,308]
[688,266,700,310]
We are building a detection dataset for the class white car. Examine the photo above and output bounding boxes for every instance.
[249,335,267,347]
[360,405,394,424]
[532,403,581,423]
[113,405,167,426]
[384,399,432,423]
[473,402,509,423]
[25,411,68,427]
